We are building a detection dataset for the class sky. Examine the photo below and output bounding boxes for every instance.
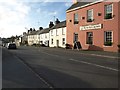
[0,0,117,38]
[0,0,73,38]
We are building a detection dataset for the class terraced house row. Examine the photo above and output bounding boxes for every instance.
[18,0,120,52]
[20,20,67,48]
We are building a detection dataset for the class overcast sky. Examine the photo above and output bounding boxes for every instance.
[0,0,73,38]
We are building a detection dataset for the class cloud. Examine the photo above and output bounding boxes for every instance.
[0,0,31,37]
[65,2,72,7]
[49,11,58,16]
[0,0,72,3]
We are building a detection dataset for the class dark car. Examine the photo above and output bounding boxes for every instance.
[8,43,17,49]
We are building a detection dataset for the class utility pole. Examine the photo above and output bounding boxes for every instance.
[38,21,40,30]
[25,27,28,31]
[53,16,56,25]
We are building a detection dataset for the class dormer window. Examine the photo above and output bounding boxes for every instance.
[105,4,113,19]
[87,9,94,22]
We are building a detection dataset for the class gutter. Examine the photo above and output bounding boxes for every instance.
[66,0,104,13]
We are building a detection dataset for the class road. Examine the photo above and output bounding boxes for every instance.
[2,46,118,88]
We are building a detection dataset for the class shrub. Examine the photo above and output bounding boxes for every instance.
[104,41,113,46]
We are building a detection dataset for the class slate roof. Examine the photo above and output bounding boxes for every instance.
[38,28,51,34]
[28,30,40,35]
[67,2,91,11]
[52,20,66,29]
[28,21,66,35]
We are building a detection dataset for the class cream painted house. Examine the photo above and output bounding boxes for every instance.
[49,21,66,48]
[15,36,22,46]
[28,30,40,45]
[39,28,50,47]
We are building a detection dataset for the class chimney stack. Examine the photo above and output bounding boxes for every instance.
[23,32,26,35]
[39,27,43,31]
[55,18,60,25]
[73,0,81,4]
[49,21,54,28]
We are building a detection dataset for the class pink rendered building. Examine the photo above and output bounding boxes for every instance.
[66,0,120,52]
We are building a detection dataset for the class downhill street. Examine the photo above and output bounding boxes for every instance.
[2,46,119,88]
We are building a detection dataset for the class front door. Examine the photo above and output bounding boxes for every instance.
[74,33,78,49]
[74,33,78,42]
[56,40,59,47]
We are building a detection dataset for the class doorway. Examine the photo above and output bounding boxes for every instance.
[56,40,59,47]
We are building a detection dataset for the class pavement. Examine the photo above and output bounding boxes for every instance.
[37,46,120,59]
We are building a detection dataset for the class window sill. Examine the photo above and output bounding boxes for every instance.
[104,18,114,21]
[103,45,113,47]
[85,21,94,24]
[85,44,93,46]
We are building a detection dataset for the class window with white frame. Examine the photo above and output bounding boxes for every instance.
[51,30,53,36]
[86,32,93,44]
[74,13,79,24]
[62,38,65,45]
[62,28,65,35]
[56,29,59,36]
[51,39,53,44]
[40,35,43,39]
[87,9,93,22]
[45,34,47,38]
[104,31,113,46]
[105,4,113,19]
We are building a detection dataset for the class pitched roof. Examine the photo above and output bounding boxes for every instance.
[52,20,66,29]
[28,30,40,35]
[38,28,51,34]
[67,2,90,11]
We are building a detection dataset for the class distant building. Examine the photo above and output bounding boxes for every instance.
[49,21,66,48]
[15,36,22,46]
[27,30,40,45]
[66,0,120,52]
[21,32,28,45]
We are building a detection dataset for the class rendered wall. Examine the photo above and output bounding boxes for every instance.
[66,2,119,52]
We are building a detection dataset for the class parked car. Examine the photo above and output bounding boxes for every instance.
[7,43,17,49]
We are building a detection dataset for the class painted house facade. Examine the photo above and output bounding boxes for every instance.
[28,30,40,45]
[49,21,66,48]
[15,36,22,46]
[39,28,50,46]
[66,0,120,52]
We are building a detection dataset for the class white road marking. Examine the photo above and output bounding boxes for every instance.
[69,58,118,72]
[89,54,119,59]
[40,50,118,72]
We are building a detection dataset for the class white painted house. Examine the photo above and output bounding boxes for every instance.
[28,30,40,45]
[39,28,50,46]
[49,21,66,48]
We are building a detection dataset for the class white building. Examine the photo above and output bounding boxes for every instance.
[15,36,22,46]
[49,21,66,48]
[39,28,50,46]
[28,30,40,45]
